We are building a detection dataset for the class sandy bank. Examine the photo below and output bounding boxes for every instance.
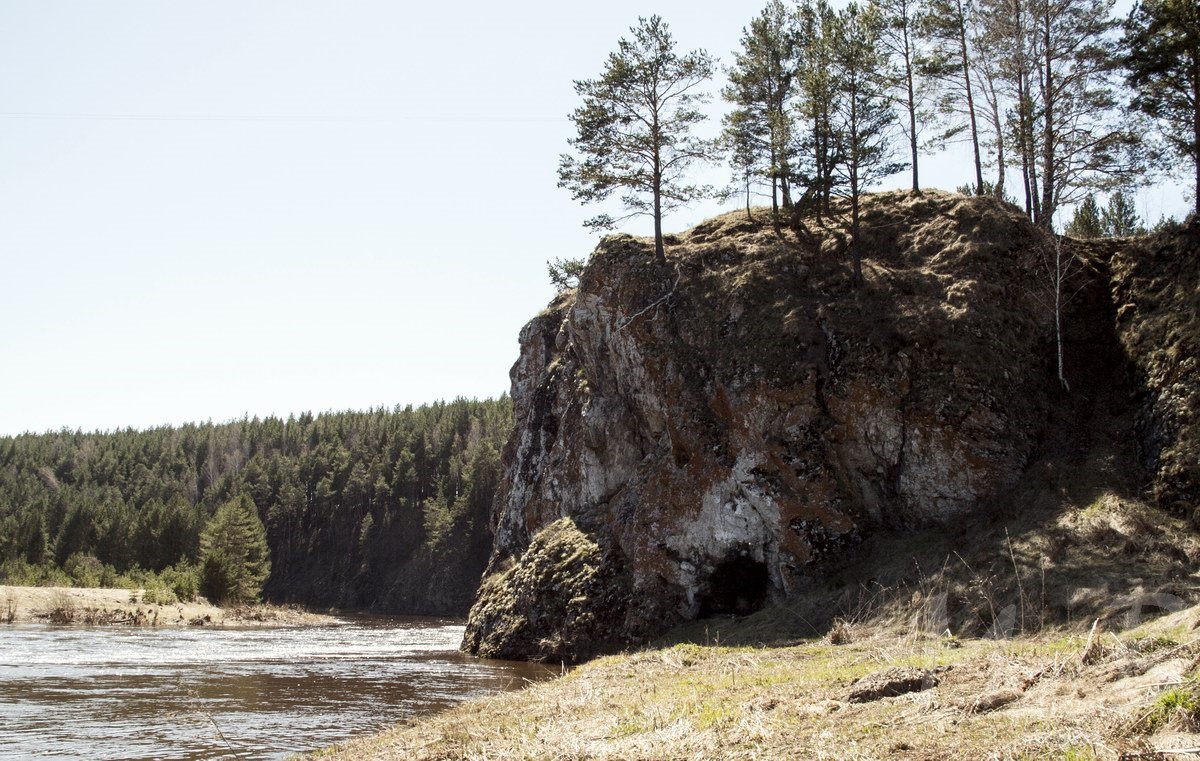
[0,585,334,627]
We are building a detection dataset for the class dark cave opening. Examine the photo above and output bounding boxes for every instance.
[698,556,769,617]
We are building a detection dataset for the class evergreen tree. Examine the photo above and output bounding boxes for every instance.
[1030,0,1141,227]
[1124,0,1200,216]
[721,108,767,219]
[920,0,986,194]
[990,0,1042,217]
[199,495,270,604]
[547,257,585,292]
[878,0,929,192]
[831,1,908,285]
[969,0,1016,199]
[1102,190,1143,236]
[797,0,842,222]
[1066,195,1104,238]
[558,16,717,264]
[722,0,801,222]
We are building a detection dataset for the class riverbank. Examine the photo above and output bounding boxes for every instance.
[0,585,334,627]
[311,604,1200,759]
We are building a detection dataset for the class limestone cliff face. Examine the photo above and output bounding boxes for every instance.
[463,191,1063,662]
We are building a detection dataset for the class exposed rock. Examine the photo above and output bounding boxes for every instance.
[1110,220,1200,515]
[462,191,1199,662]
[847,666,939,702]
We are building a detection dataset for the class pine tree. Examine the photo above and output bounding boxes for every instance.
[721,108,766,219]
[558,16,717,264]
[1124,0,1200,216]
[199,495,270,605]
[722,0,801,222]
[920,0,986,194]
[1030,0,1141,227]
[969,0,1017,199]
[1102,190,1143,236]
[1066,195,1104,238]
[877,0,929,192]
[831,1,908,285]
[797,0,842,221]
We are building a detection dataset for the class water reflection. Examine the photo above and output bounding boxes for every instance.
[0,617,554,760]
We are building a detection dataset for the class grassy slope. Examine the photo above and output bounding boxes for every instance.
[311,602,1200,760]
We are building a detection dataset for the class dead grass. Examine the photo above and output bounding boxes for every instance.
[310,602,1200,760]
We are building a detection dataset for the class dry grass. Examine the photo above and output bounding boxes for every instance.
[310,603,1200,760]
[46,589,76,624]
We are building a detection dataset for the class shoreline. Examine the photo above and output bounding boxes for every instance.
[0,584,335,627]
[310,605,1200,760]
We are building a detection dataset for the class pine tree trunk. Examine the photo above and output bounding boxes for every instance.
[814,118,825,224]
[770,143,780,225]
[1194,62,1200,217]
[904,27,920,193]
[1039,13,1055,229]
[1055,244,1069,391]
[652,116,665,264]
[653,186,664,263]
[956,0,984,194]
[745,170,752,220]
[852,183,863,286]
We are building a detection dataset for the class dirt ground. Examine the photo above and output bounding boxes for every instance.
[0,585,334,627]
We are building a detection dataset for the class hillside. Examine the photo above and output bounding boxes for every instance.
[463,190,1200,662]
[0,398,510,615]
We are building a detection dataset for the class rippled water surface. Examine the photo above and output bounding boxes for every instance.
[0,617,553,759]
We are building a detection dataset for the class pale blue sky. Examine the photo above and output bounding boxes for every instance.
[0,1,1186,436]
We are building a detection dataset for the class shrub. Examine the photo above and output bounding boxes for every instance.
[63,553,104,588]
[160,563,200,602]
[142,585,178,605]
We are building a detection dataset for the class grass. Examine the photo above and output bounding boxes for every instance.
[1143,686,1200,733]
[46,590,76,624]
[306,598,1200,760]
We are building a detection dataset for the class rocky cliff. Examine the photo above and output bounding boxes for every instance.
[463,190,1198,662]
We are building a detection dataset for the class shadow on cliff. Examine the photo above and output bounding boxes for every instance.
[464,192,1200,660]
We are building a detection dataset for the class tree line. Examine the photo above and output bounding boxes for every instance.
[558,0,1198,270]
[0,397,511,613]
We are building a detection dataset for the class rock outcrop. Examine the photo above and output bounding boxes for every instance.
[462,191,1196,662]
[1111,221,1200,515]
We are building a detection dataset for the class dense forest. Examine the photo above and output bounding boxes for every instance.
[0,397,511,614]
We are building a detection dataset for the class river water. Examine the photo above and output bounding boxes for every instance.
[0,618,554,760]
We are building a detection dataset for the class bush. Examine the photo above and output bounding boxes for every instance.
[142,585,178,605]
[63,553,104,588]
[160,563,200,602]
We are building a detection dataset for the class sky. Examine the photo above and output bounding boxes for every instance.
[0,1,1189,436]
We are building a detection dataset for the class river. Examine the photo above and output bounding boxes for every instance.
[0,617,555,760]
